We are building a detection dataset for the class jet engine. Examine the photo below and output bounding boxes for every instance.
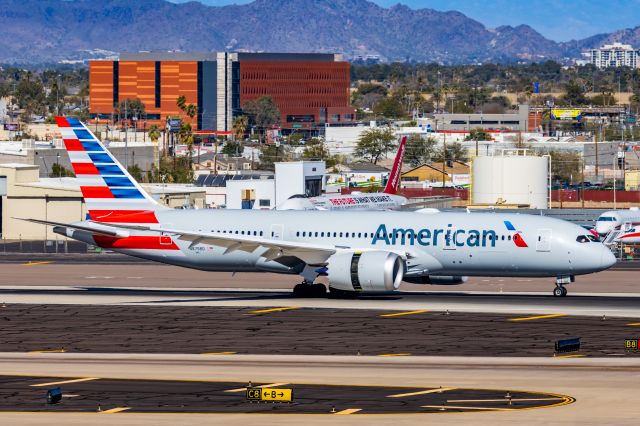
[327,251,404,292]
[404,275,468,285]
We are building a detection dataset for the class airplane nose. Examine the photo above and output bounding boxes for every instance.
[601,247,617,270]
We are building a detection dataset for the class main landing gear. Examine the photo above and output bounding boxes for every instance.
[553,275,574,297]
[292,282,327,298]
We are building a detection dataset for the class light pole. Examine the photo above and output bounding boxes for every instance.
[56,153,60,178]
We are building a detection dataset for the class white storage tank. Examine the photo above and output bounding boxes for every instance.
[472,151,549,208]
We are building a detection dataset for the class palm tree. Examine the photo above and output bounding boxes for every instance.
[148,124,161,172]
[232,115,248,141]
[176,95,187,112]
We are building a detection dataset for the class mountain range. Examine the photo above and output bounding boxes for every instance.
[1,0,640,65]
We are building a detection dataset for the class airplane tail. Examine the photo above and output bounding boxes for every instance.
[383,135,407,195]
[55,116,166,224]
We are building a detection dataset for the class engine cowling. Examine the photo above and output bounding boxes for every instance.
[327,251,404,292]
[404,275,468,285]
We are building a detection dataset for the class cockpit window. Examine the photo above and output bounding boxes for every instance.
[576,235,590,243]
[587,235,599,242]
[597,216,616,222]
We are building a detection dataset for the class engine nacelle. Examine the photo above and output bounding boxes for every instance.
[404,275,469,285]
[327,251,404,292]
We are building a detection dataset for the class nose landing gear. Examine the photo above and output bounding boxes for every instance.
[553,275,574,297]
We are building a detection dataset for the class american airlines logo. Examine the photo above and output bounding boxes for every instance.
[329,195,393,206]
[371,224,498,247]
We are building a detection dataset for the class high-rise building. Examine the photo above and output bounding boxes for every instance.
[89,52,355,132]
[589,42,640,69]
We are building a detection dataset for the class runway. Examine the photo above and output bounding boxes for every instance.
[0,354,638,425]
[1,258,638,425]
[1,304,638,357]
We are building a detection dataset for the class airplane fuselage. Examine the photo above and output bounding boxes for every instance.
[63,210,616,279]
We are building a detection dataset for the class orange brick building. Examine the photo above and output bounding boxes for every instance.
[89,52,354,132]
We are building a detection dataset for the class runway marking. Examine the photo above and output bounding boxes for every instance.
[377,353,412,357]
[22,261,52,266]
[509,314,567,322]
[28,349,66,354]
[447,398,563,403]
[388,387,455,398]
[31,377,99,387]
[249,307,300,314]
[225,382,289,393]
[555,354,586,358]
[423,405,513,411]
[62,394,80,398]
[380,310,429,317]
[627,323,640,326]
[201,351,237,355]
[334,408,362,415]
[99,407,130,414]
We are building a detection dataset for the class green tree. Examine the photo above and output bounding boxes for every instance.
[243,96,281,133]
[232,115,248,141]
[464,128,492,141]
[118,98,145,119]
[148,124,161,143]
[302,138,336,168]
[560,80,588,106]
[258,144,291,171]
[373,96,405,118]
[49,163,75,178]
[354,127,397,164]
[221,141,243,157]
[127,164,144,182]
[433,142,468,162]
[404,134,437,167]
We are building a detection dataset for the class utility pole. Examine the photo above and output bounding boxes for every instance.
[124,99,128,170]
[442,130,447,188]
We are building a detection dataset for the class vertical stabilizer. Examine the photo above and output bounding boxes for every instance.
[383,136,407,194]
[55,116,165,224]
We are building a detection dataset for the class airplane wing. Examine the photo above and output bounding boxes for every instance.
[15,218,130,238]
[111,223,337,265]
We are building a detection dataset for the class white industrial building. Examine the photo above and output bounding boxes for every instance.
[589,43,640,69]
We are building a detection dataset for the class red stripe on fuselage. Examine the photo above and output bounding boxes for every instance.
[72,163,100,175]
[93,235,179,250]
[64,138,85,151]
[80,186,114,198]
[89,210,159,224]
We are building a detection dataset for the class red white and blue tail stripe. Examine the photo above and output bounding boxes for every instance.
[55,116,165,224]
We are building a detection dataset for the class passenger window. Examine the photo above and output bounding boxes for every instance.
[321,232,325,237]
[260,231,263,236]
[358,233,362,238]
[507,235,511,240]
[339,232,343,237]
[315,232,318,237]
[296,232,300,237]
[501,235,505,240]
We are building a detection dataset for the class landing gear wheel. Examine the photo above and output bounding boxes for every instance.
[553,286,567,297]
[293,283,327,298]
[311,283,327,297]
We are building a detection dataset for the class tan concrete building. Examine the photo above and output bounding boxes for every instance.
[0,164,85,241]
[402,161,470,185]
[0,163,206,241]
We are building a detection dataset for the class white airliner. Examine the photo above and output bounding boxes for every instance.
[595,207,640,235]
[613,227,640,244]
[278,136,408,211]
[22,118,616,298]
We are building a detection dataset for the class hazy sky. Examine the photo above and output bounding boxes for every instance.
[168,0,640,41]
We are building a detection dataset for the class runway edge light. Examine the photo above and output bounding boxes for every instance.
[46,387,63,405]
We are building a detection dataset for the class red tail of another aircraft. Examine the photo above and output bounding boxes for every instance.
[383,136,407,195]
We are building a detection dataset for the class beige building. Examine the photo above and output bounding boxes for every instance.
[0,163,85,240]
[0,163,206,241]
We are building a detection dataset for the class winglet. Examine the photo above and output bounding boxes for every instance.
[383,136,407,194]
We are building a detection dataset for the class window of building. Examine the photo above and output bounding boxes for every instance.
[259,199,270,207]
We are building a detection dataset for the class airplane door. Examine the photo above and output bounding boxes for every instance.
[270,224,284,240]
[536,229,551,252]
